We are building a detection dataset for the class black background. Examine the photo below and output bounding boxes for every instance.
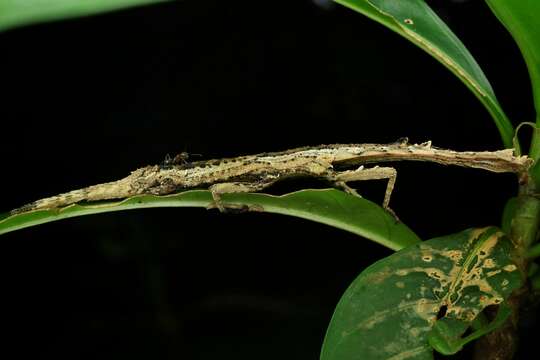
[0,0,536,359]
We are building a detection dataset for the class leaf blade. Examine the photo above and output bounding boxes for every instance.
[428,302,512,355]
[334,0,514,148]
[485,0,540,121]
[0,0,170,31]
[0,189,420,250]
[321,227,522,359]
[484,0,540,178]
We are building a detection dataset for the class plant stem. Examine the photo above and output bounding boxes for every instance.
[528,122,540,160]
[510,182,540,253]
[473,179,540,359]
[528,116,540,189]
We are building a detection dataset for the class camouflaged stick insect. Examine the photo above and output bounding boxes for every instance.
[10,140,532,215]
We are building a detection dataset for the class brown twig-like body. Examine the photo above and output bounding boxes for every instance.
[11,140,532,214]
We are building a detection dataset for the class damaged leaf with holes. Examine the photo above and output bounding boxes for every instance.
[321,227,522,360]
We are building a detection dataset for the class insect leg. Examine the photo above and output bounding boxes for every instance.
[329,166,397,209]
[208,181,275,212]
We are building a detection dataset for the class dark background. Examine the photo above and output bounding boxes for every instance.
[0,0,536,358]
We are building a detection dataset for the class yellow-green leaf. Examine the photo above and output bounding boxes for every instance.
[321,227,521,359]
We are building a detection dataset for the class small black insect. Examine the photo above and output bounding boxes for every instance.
[393,137,409,146]
[160,152,202,169]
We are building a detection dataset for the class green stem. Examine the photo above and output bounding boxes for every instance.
[529,116,540,187]
[473,177,540,359]
[510,181,540,255]
[530,121,540,162]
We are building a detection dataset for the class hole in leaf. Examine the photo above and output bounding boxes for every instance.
[436,305,448,320]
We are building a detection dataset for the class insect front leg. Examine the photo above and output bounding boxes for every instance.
[208,181,275,212]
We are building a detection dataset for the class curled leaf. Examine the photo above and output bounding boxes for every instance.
[428,302,512,355]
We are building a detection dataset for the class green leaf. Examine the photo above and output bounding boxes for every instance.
[526,242,540,259]
[0,0,170,31]
[484,0,540,123]
[484,1,540,179]
[333,0,514,149]
[0,189,420,251]
[428,302,512,355]
[321,227,522,360]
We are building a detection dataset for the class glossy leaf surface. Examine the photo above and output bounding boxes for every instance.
[333,0,514,148]
[0,189,420,250]
[485,0,540,184]
[485,0,540,119]
[321,227,521,359]
[0,0,169,31]
[428,301,511,355]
